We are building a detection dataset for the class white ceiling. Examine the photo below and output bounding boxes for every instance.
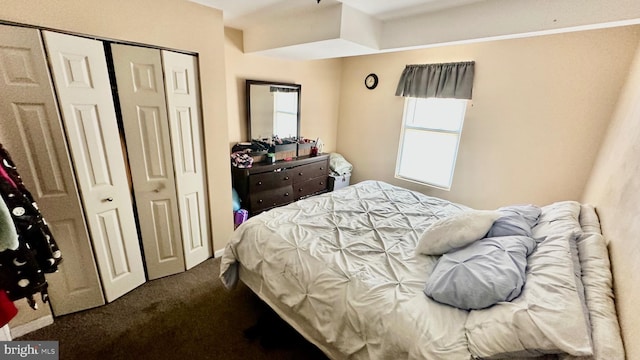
[192,0,486,29]
[191,0,640,60]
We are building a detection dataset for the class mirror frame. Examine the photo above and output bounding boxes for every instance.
[246,79,301,141]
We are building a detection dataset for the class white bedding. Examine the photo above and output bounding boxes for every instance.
[220,181,623,359]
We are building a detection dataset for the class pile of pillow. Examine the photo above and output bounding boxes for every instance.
[418,205,541,310]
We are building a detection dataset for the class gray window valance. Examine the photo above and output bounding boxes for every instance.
[395,61,475,100]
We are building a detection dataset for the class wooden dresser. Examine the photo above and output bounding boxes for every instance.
[232,154,330,216]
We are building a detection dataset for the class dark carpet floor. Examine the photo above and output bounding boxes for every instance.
[17,257,329,360]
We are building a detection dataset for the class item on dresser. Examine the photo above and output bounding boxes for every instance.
[266,153,275,164]
[315,138,325,153]
[231,154,329,216]
[297,139,316,157]
[251,151,267,163]
[252,139,297,161]
[232,141,269,164]
[230,149,254,168]
[273,143,296,161]
[231,142,254,152]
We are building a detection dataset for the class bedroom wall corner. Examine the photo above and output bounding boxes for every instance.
[336,26,640,210]
[581,36,640,360]
[224,26,343,155]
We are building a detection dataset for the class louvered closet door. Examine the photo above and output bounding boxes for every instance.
[161,51,211,269]
[111,44,185,280]
[42,31,145,302]
[0,25,104,315]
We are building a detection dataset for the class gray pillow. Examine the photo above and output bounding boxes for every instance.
[487,205,541,238]
[424,235,537,310]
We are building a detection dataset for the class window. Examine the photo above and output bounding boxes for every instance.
[395,97,468,190]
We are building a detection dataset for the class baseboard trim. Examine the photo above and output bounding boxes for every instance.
[214,248,225,258]
[0,324,11,341]
[10,315,54,339]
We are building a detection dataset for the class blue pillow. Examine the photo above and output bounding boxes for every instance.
[424,235,537,310]
[487,205,541,238]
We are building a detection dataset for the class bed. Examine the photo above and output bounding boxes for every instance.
[220,180,624,359]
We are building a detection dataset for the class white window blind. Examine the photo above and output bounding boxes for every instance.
[395,97,467,190]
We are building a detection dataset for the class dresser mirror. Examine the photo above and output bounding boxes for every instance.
[246,80,301,141]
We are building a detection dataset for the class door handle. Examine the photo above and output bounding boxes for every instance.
[153,183,166,193]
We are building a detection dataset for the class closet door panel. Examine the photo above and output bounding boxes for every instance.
[0,24,104,315]
[43,31,145,302]
[111,44,185,280]
[162,51,211,269]
[10,104,65,196]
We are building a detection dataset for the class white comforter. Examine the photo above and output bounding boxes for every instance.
[221,181,471,359]
[220,181,607,359]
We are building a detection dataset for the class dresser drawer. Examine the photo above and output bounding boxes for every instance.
[293,160,328,183]
[250,185,294,213]
[295,176,328,200]
[249,170,292,192]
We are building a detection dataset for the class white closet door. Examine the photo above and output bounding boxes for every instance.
[43,31,145,302]
[161,51,211,269]
[0,25,104,315]
[111,44,185,280]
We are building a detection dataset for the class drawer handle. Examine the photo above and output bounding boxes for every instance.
[299,172,303,176]
[320,181,324,185]
[284,176,289,180]
[320,167,324,170]
[257,181,263,186]
[258,199,263,204]
[284,192,289,197]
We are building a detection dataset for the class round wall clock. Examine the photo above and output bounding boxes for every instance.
[364,73,378,89]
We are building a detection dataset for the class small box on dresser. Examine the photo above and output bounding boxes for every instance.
[274,143,297,161]
[297,142,314,157]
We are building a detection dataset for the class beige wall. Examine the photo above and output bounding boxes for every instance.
[582,38,640,359]
[225,27,343,151]
[0,0,234,254]
[337,26,640,209]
